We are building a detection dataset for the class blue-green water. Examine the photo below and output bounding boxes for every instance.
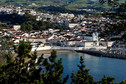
[55,52,126,83]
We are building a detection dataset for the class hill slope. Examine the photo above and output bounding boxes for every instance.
[0,0,120,10]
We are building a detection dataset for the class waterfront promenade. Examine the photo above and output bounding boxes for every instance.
[31,46,126,59]
[31,46,107,51]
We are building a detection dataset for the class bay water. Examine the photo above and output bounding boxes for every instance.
[55,52,126,83]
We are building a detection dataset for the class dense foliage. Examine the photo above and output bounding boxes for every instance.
[0,13,36,24]
[0,40,68,84]
[100,0,126,19]
[99,0,126,41]
[0,41,126,84]
[21,20,69,31]
[0,13,69,31]
[99,21,126,38]
[0,37,13,66]
[39,6,87,15]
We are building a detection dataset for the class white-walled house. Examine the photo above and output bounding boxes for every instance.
[80,41,96,47]
[69,23,79,28]
[14,39,20,44]
[60,13,74,18]
[47,35,55,40]
[13,25,21,31]
[49,38,59,45]
[99,41,114,47]
[66,40,76,46]
[23,33,29,37]
[42,30,49,34]
[61,40,82,47]
[28,37,46,43]
[80,32,99,41]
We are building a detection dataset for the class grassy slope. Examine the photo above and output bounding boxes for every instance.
[0,0,125,10]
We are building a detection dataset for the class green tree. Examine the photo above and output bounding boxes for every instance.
[0,37,13,66]
[119,80,126,84]
[99,0,126,9]
[71,56,94,84]
[99,75,115,84]
[1,40,126,84]
[24,12,36,21]
[0,40,43,84]
[0,41,68,84]
[42,50,68,84]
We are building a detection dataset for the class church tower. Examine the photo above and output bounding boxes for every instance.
[92,32,99,41]
[18,7,21,15]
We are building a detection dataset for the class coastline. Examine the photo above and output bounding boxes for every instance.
[16,47,126,60]
[76,50,126,60]
[31,50,75,54]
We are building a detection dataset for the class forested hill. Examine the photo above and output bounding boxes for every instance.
[0,0,96,5]
[0,0,125,10]
[0,0,109,10]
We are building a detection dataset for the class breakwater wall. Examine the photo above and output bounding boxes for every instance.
[77,49,126,59]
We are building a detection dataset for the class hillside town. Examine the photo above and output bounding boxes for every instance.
[1,1,126,84]
[0,6,125,52]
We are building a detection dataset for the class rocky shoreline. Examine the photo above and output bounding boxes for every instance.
[76,49,126,59]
